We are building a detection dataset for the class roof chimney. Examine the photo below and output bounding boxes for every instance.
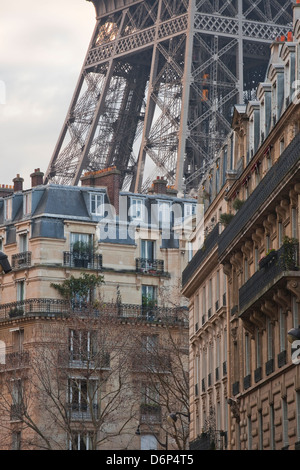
[81,167,121,214]
[30,168,44,187]
[149,176,168,195]
[13,174,24,192]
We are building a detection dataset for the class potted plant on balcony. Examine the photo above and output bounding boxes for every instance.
[280,236,298,270]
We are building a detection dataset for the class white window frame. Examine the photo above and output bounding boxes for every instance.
[4,198,12,220]
[130,197,144,221]
[90,193,104,216]
[23,193,31,216]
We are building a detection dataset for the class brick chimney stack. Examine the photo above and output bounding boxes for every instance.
[30,168,44,187]
[81,167,121,214]
[13,174,24,192]
[149,176,168,195]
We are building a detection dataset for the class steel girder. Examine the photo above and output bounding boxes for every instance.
[44,0,293,192]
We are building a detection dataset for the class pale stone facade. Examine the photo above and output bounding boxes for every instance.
[0,172,194,450]
[184,3,300,451]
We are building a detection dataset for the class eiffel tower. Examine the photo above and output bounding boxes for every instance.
[44,0,293,193]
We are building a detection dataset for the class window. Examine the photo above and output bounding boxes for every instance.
[12,379,23,411]
[292,208,298,240]
[222,147,228,186]
[71,233,93,251]
[256,330,261,369]
[23,193,31,215]
[69,330,97,362]
[4,198,12,220]
[279,308,287,352]
[245,334,251,376]
[130,198,144,221]
[141,240,155,261]
[19,233,28,253]
[90,193,104,216]
[12,329,24,353]
[141,335,159,354]
[184,203,196,219]
[158,201,171,227]
[267,319,274,361]
[68,378,97,415]
[292,297,299,329]
[141,382,159,405]
[16,281,25,303]
[70,432,94,450]
[142,285,157,306]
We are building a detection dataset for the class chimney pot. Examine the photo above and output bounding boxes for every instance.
[30,169,44,187]
[13,174,24,192]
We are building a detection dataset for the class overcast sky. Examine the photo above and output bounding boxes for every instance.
[0,0,96,189]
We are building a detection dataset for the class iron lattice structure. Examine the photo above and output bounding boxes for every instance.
[44,0,293,193]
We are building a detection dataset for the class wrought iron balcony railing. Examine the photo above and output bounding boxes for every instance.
[58,350,110,370]
[0,351,30,370]
[239,243,298,312]
[0,298,188,326]
[68,403,99,421]
[136,258,164,274]
[219,132,300,257]
[11,251,32,269]
[140,404,162,424]
[63,252,103,270]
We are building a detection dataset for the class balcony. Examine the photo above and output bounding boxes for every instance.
[63,252,102,270]
[140,404,161,424]
[0,351,29,370]
[58,350,110,370]
[10,403,25,421]
[11,251,32,270]
[218,132,300,257]
[0,298,188,326]
[68,403,99,421]
[132,352,171,372]
[136,258,165,275]
[239,243,298,314]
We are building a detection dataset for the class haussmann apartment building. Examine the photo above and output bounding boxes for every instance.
[183,3,300,451]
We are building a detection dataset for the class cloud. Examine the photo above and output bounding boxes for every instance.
[0,0,95,188]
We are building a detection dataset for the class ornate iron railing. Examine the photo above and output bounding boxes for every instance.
[140,404,162,424]
[0,298,188,325]
[239,243,299,312]
[63,252,103,270]
[136,258,164,274]
[11,252,32,269]
[219,132,300,257]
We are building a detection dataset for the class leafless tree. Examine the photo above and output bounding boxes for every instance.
[0,310,137,450]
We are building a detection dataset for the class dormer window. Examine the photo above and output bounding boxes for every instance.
[90,193,104,216]
[4,198,12,220]
[23,193,32,216]
[130,198,144,221]
[184,203,196,219]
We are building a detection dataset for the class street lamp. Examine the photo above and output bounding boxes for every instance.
[0,252,12,274]
[167,412,190,424]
